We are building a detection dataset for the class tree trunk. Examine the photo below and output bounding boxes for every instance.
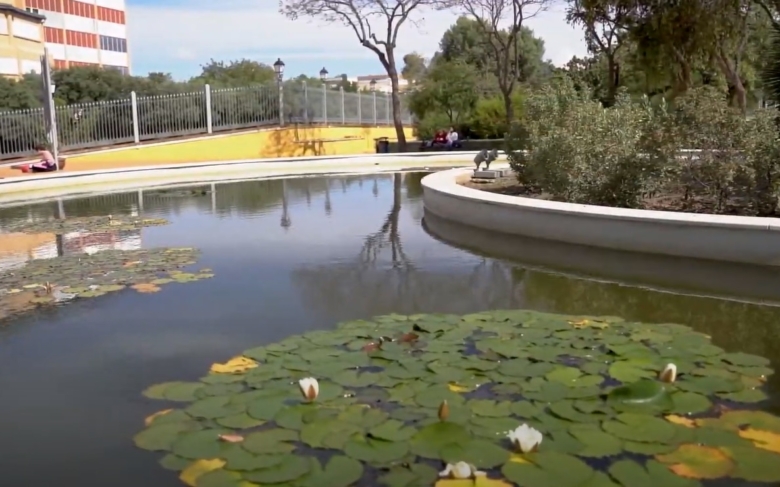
[386,50,407,151]
[502,89,514,129]
[605,56,618,107]
[716,51,747,114]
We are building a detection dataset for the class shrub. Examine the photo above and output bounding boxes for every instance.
[506,81,780,215]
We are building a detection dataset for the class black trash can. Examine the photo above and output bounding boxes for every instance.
[375,137,390,153]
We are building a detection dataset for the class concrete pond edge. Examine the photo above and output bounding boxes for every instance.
[422,167,780,266]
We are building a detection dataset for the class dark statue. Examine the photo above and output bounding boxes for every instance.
[474,149,500,171]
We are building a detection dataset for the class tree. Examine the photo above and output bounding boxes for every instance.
[411,60,478,123]
[566,0,632,106]
[280,0,454,150]
[191,59,276,88]
[457,0,552,124]
[402,52,428,84]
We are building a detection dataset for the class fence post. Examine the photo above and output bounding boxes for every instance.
[322,83,327,125]
[303,81,309,124]
[278,82,285,127]
[204,84,213,134]
[130,91,140,144]
[340,87,345,125]
[385,93,390,125]
[358,92,362,125]
[373,91,377,126]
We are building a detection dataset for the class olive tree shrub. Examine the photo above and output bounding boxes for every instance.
[507,80,780,215]
[507,78,675,208]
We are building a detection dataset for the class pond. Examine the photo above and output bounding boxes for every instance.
[1,172,779,486]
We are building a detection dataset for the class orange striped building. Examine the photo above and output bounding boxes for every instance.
[24,0,129,73]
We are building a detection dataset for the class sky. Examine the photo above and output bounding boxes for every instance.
[126,0,589,81]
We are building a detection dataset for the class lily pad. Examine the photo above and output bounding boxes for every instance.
[602,413,677,443]
[656,444,735,479]
[242,455,311,483]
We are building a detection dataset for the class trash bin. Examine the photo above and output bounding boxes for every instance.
[375,137,390,153]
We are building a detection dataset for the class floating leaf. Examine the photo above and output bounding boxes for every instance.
[242,455,311,483]
[656,444,734,479]
[131,283,161,293]
[440,439,510,468]
[603,413,677,443]
[145,409,173,426]
[666,415,696,428]
[501,451,596,486]
[738,428,780,454]
[179,458,225,487]
[344,436,409,463]
[410,422,472,459]
[210,356,258,374]
[302,455,363,487]
[721,445,780,482]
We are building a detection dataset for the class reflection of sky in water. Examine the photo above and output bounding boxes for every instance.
[0,173,778,486]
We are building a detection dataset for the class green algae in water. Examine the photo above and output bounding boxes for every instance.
[133,311,780,486]
[0,248,214,321]
[2,215,169,234]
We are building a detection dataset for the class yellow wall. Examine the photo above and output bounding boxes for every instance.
[69,126,415,167]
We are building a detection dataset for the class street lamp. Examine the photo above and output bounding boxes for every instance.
[273,58,285,82]
[274,58,285,126]
[319,67,328,81]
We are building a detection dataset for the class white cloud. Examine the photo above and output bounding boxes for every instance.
[127,0,587,77]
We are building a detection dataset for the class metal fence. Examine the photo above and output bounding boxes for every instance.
[0,81,412,160]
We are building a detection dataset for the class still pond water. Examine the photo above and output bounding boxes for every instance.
[0,172,779,486]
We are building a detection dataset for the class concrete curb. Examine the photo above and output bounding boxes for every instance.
[0,152,500,206]
[422,167,780,266]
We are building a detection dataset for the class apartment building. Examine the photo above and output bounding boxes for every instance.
[353,74,409,94]
[24,0,129,73]
[0,0,46,78]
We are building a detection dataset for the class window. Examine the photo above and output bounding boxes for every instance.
[26,7,40,14]
[99,34,126,52]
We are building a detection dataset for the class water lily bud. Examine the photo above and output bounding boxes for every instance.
[298,377,319,401]
[659,363,677,383]
[438,400,449,421]
[507,424,543,453]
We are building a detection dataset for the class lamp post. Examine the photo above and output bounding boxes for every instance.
[319,67,329,124]
[40,48,59,169]
[319,67,328,82]
[274,58,285,126]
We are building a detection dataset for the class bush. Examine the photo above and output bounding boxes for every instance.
[467,92,524,139]
[506,80,780,215]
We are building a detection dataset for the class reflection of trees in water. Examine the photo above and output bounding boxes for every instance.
[520,269,780,373]
[292,173,524,321]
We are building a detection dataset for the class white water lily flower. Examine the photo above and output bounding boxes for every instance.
[659,363,677,383]
[439,461,486,479]
[298,377,319,401]
[507,424,543,453]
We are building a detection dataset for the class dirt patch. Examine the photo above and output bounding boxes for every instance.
[461,175,772,216]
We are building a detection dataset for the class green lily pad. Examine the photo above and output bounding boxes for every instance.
[670,392,712,415]
[721,352,770,367]
[344,436,409,463]
[468,399,513,417]
[186,396,244,419]
[723,445,780,482]
[369,419,417,441]
[609,459,702,487]
[502,451,596,486]
[242,455,311,483]
[378,463,438,487]
[568,424,622,457]
[440,439,510,468]
[608,361,654,383]
[215,412,264,429]
[300,419,362,449]
[300,455,363,487]
[133,421,201,451]
[602,413,677,443]
[170,428,230,459]
[222,447,285,471]
[242,428,298,454]
[158,453,191,471]
[410,421,471,459]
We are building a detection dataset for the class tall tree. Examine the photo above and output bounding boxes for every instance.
[566,0,632,106]
[402,52,428,84]
[280,0,454,150]
[457,0,552,124]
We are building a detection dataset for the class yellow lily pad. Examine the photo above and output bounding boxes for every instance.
[131,283,161,294]
[436,477,513,487]
[697,410,780,432]
[179,458,225,486]
[665,415,696,428]
[144,409,173,427]
[210,356,258,374]
[568,319,608,329]
[448,383,472,393]
[738,428,780,454]
[656,444,734,479]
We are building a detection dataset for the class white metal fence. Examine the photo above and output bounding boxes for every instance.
[0,81,412,160]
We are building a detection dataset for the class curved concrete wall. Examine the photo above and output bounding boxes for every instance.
[0,152,499,206]
[422,168,780,266]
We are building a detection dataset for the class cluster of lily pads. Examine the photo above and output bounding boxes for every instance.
[0,216,213,321]
[133,311,780,487]
[2,214,168,234]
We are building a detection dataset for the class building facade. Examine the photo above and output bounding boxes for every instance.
[0,1,46,78]
[24,0,128,73]
[352,74,409,94]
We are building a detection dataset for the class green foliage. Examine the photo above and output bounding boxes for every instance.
[469,93,524,139]
[507,80,780,215]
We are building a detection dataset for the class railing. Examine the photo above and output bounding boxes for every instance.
[0,81,412,160]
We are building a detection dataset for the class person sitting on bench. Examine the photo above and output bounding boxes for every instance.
[445,127,461,149]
